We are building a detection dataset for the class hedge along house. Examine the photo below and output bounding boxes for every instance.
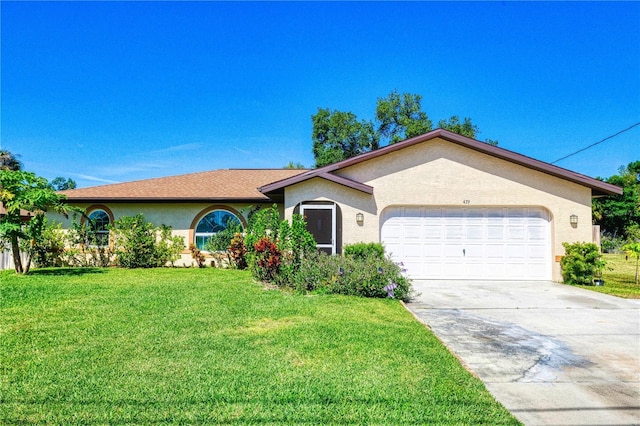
[56,129,621,281]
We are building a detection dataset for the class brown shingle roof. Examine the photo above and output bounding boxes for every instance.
[60,169,307,202]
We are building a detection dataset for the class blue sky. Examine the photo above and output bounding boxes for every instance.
[2,1,639,188]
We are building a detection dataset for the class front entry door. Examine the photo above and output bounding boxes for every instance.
[301,204,336,254]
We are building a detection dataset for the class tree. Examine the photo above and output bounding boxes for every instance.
[0,170,69,273]
[283,162,306,170]
[376,90,432,144]
[312,91,497,167]
[312,108,379,167]
[0,150,22,171]
[592,161,640,240]
[438,116,479,139]
[50,176,77,191]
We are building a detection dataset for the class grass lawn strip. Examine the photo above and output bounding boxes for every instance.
[590,253,640,298]
[1,268,520,424]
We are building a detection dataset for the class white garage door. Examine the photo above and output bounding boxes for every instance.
[381,207,551,280]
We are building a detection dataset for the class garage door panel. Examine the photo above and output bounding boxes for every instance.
[527,245,548,259]
[443,244,464,258]
[403,225,422,239]
[506,244,527,259]
[424,244,443,258]
[466,225,485,240]
[403,243,423,259]
[486,244,505,258]
[465,244,485,258]
[445,225,464,239]
[424,225,442,239]
[381,206,551,280]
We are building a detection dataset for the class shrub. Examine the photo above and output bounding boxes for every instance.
[229,232,247,269]
[205,219,243,252]
[283,250,412,301]
[19,214,66,268]
[245,205,316,282]
[110,214,184,268]
[253,237,281,282]
[344,242,385,261]
[154,224,185,267]
[189,244,206,268]
[561,242,606,285]
[600,233,623,253]
[65,215,113,267]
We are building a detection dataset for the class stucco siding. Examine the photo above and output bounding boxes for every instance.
[50,202,274,267]
[284,138,593,281]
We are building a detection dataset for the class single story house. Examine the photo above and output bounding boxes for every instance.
[56,129,621,281]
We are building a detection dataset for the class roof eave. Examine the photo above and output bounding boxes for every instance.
[63,196,276,204]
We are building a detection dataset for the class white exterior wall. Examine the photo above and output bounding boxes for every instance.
[284,138,593,282]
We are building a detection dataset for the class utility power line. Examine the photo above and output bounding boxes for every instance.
[550,121,640,164]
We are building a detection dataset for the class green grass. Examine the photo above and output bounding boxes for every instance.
[1,267,519,425]
[588,253,640,298]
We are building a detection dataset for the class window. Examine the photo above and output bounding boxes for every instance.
[194,209,242,251]
[88,209,110,246]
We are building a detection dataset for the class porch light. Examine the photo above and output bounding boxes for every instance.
[570,214,578,226]
[356,212,364,225]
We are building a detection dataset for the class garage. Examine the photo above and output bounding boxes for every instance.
[381,206,552,280]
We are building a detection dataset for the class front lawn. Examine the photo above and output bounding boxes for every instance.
[588,253,640,298]
[1,267,519,424]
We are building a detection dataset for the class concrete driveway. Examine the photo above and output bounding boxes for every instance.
[405,280,640,426]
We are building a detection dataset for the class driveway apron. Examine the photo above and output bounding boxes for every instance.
[405,280,640,426]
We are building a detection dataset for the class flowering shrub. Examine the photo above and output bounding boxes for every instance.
[282,250,412,301]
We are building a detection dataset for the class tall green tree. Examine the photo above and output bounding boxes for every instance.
[0,170,69,273]
[592,161,640,240]
[312,108,379,167]
[312,91,497,167]
[376,90,432,144]
[50,176,77,191]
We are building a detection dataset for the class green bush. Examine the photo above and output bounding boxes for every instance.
[204,219,243,252]
[19,214,66,268]
[344,242,385,260]
[282,250,412,301]
[65,215,113,267]
[229,232,247,269]
[252,236,281,282]
[561,242,606,285]
[110,214,184,268]
[245,205,316,282]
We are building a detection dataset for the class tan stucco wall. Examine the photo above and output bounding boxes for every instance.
[50,202,277,267]
[284,138,594,281]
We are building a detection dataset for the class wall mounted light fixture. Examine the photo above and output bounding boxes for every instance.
[570,214,578,226]
[356,212,364,225]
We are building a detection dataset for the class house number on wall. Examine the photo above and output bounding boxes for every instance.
[463,200,470,204]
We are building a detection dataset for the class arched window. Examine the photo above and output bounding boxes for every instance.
[194,209,243,251]
[88,209,111,246]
